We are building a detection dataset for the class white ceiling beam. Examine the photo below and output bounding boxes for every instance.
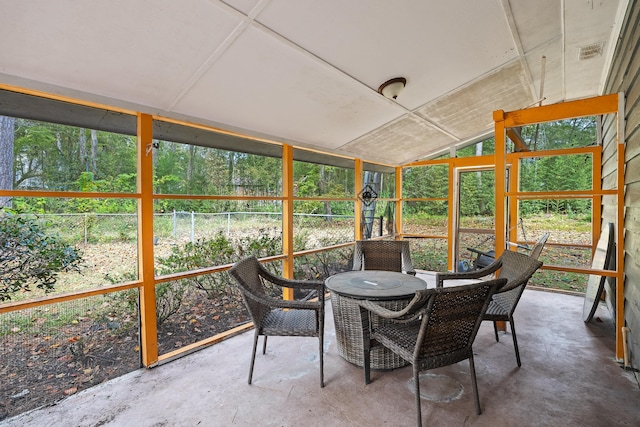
[499,0,538,100]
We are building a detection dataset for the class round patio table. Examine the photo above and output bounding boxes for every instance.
[325,270,428,369]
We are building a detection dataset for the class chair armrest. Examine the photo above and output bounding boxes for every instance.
[357,289,432,323]
[435,258,502,287]
[495,259,543,293]
[241,287,323,310]
[257,264,324,291]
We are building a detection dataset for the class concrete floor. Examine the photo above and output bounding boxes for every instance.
[2,289,639,427]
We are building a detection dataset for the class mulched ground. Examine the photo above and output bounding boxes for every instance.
[0,291,250,421]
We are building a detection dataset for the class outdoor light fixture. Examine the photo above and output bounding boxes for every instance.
[378,77,406,99]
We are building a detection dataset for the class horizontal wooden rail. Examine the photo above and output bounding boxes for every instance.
[0,281,141,314]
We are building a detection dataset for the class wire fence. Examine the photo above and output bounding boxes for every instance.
[23,211,364,248]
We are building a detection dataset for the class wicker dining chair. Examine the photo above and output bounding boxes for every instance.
[228,256,326,387]
[352,240,416,275]
[358,278,506,427]
[435,250,543,367]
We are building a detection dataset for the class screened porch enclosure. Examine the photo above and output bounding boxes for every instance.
[0,84,626,420]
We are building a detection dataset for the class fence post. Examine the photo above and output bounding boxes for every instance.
[227,212,231,237]
[191,211,195,243]
[172,210,177,238]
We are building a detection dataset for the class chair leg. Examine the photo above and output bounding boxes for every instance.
[363,346,371,384]
[469,352,482,415]
[319,322,325,388]
[262,335,268,354]
[493,321,500,342]
[509,317,521,367]
[414,366,423,427]
[249,330,260,384]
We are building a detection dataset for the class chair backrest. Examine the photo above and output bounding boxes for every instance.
[416,278,505,361]
[495,250,543,292]
[489,251,543,317]
[353,240,412,273]
[228,256,269,322]
[529,232,550,260]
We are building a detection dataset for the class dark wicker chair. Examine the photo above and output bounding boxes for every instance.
[352,240,416,275]
[228,256,326,387]
[358,278,506,426]
[435,250,543,367]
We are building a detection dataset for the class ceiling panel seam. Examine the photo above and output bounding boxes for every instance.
[217,0,405,114]
[166,19,250,111]
[408,112,462,141]
[333,111,461,154]
[245,0,270,19]
[247,19,383,96]
[499,0,537,100]
[499,0,525,57]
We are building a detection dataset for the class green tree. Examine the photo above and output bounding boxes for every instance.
[402,165,448,216]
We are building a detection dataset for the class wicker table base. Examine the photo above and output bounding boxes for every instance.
[325,270,428,370]
[330,292,411,370]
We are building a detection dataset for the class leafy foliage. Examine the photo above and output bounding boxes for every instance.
[0,211,83,301]
[156,230,281,300]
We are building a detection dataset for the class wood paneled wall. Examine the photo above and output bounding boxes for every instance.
[603,0,640,380]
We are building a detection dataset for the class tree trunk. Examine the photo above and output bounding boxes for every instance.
[319,165,332,220]
[79,129,87,171]
[0,115,15,208]
[187,145,195,193]
[90,129,98,174]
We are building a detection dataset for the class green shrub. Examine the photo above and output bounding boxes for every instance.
[156,229,281,299]
[0,211,83,301]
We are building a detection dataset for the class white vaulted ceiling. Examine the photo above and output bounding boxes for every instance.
[0,0,628,165]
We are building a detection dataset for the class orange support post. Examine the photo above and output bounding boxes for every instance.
[508,155,519,248]
[282,145,295,299]
[447,162,455,271]
[137,113,158,367]
[493,110,507,259]
[494,111,508,332]
[592,148,603,259]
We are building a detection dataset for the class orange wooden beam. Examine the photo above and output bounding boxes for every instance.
[502,94,619,127]
[507,127,529,152]
[494,114,507,259]
[508,152,519,248]
[137,113,158,367]
[446,163,455,271]
[282,144,295,299]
